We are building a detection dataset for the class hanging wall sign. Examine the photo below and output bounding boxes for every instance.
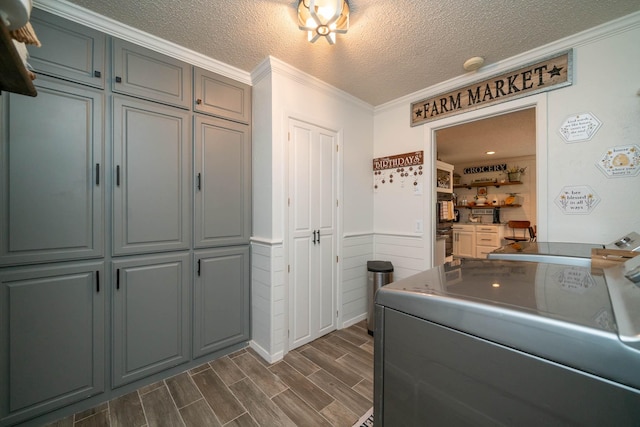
[554,185,600,214]
[596,144,640,178]
[373,151,423,171]
[410,50,572,126]
[558,112,602,142]
[463,163,507,174]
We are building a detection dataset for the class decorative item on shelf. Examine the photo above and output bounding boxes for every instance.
[453,173,461,185]
[505,193,521,206]
[474,195,487,206]
[505,165,526,182]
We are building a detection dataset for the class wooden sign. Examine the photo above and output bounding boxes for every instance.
[373,151,423,171]
[411,50,572,126]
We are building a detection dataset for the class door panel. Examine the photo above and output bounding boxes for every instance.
[0,78,103,266]
[288,119,337,350]
[113,97,191,255]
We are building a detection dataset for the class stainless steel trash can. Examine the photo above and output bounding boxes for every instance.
[367,260,393,335]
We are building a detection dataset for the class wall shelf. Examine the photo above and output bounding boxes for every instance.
[454,181,522,189]
[459,204,522,209]
[0,19,37,97]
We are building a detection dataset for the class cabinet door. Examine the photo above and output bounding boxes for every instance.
[0,77,104,266]
[193,246,249,358]
[112,252,190,387]
[454,230,475,258]
[193,68,251,124]
[112,39,191,108]
[113,96,191,255]
[27,9,106,88]
[194,115,251,248]
[0,261,104,425]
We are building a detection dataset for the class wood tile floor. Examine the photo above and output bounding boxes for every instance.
[46,321,373,427]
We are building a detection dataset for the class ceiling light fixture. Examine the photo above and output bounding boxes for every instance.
[298,0,349,45]
[486,151,496,155]
[463,56,485,71]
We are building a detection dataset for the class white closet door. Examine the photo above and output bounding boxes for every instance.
[288,119,337,349]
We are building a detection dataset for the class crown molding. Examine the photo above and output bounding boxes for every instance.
[375,10,640,114]
[252,56,374,112]
[33,0,252,85]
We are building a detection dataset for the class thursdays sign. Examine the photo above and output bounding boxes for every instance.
[411,50,572,126]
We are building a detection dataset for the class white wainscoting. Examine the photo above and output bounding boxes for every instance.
[249,239,285,363]
[341,233,374,328]
[374,233,428,281]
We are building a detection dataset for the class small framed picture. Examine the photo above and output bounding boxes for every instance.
[477,186,487,196]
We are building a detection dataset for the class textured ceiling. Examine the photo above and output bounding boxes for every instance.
[61,0,639,106]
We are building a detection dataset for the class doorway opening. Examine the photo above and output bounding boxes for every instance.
[427,94,548,264]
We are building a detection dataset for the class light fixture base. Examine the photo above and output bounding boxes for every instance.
[463,56,485,71]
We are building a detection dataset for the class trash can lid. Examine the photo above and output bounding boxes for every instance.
[367,260,394,272]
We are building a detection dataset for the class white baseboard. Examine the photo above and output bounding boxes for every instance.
[249,340,283,364]
[342,312,367,328]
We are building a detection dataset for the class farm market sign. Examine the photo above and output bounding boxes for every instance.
[411,50,572,126]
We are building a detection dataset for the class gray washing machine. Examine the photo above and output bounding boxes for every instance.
[374,258,640,426]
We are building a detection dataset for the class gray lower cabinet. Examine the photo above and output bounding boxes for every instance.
[0,261,105,426]
[112,96,191,255]
[193,67,251,124]
[28,8,106,89]
[112,38,191,109]
[0,77,104,266]
[193,246,250,358]
[194,115,251,248]
[112,252,190,387]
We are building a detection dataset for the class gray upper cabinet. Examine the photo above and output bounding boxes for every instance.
[27,9,106,89]
[112,39,191,109]
[0,77,104,266]
[193,246,250,358]
[112,253,190,387]
[193,68,251,124]
[113,96,191,255]
[194,115,251,248]
[0,261,105,426]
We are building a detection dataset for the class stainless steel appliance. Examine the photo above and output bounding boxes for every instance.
[374,259,640,426]
[436,193,454,262]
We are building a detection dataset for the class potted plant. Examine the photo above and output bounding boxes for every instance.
[506,166,526,182]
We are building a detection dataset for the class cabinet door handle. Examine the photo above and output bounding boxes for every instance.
[197,173,201,190]
[116,165,120,186]
[116,269,120,290]
[115,76,122,83]
[317,230,320,245]
[96,270,100,293]
[96,163,100,186]
[196,98,202,105]
[313,230,317,245]
[94,70,101,78]
[197,259,201,276]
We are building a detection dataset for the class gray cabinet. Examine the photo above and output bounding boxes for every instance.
[0,77,104,266]
[0,261,105,426]
[194,68,251,124]
[193,246,250,358]
[194,115,251,248]
[112,96,191,255]
[112,39,191,108]
[112,252,190,387]
[28,9,106,89]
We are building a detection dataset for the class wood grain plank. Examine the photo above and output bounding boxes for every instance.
[140,385,184,427]
[229,378,296,427]
[308,370,372,415]
[283,350,321,377]
[179,399,221,427]
[224,413,258,427]
[308,337,348,360]
[319,400,360,427]
[109,391,146,427]
[74,410,110,427]
[353,378,374,401]
[272,389,332,427]
[166,372,202,409]
[192,368,245,424]
[336,353,373,383]
[269,361,333,411]
[210,356,246,385]
[326,335,374,368]
[232,352,288,398]
[301,346,362,387]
